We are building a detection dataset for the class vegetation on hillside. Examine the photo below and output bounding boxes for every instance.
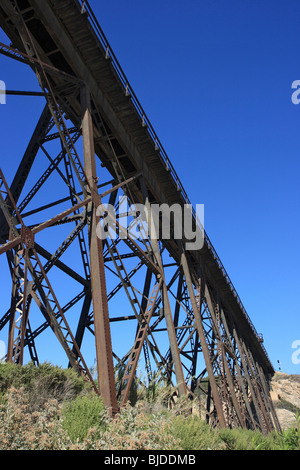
[0,362,299,451]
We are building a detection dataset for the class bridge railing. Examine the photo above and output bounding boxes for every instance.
[77,0,270,361]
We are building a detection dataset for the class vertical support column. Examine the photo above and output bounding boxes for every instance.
[232,326,266,432]
[204,285,247,429]
[141,179,187,397]
[255,361,282,432]
[152,238,187,397]
[81,85,118,415]
[244,343,274,433]
[178,243,226,428]
[7,252,20,363]
[220,307,257,429]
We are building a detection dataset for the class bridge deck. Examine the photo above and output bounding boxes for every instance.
[0,0,273,373]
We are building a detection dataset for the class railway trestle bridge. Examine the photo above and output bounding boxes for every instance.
[0,0,280,434]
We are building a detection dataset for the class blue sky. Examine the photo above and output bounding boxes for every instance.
[0,0,299,374]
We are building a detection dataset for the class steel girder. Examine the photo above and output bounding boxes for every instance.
[0,0,281,432]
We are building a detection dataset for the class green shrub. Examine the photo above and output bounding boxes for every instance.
[219,428,253,450]
[83,402,181,450]
[218,427,283,450]
[281,414,300,450]
[62,393,106,442]
[0,362,90,411]
[0,362,24,392]
[170,415,222,450]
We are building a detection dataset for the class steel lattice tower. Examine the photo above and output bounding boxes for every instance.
[0,0,281,433]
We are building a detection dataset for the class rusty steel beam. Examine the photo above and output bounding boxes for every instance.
[179,243,226,427]
[81,84,118,414]
[119,278,163,406]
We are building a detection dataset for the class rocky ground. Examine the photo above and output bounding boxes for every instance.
[270,373,300,430]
